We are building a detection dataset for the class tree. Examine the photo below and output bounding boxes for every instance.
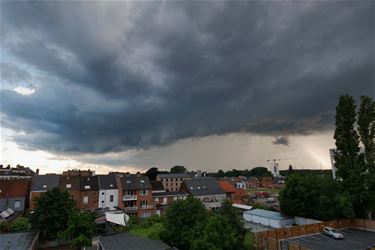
[30,188,75,239]
[10,217,31,232]
[60,210,96,247]
[162,197,207,250]
[191,214,237,250]
[144,167,159,181]
[170,165,187,173]
[357,96,375,219]
[280,174,354,220]
[220,200,246,249]
[217,169,225,178]
[249,167,272,178]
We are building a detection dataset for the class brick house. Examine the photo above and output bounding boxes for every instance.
[29,174,60,210]
[80,176,99,210]
[260,177,274,188]
[59,175,81,207]
[247,177,260,188]
[0,179,30,212]
[153,191,188,216]
[119,175,154,218]
[218,180,237,201]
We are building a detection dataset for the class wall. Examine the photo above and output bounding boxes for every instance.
[99,189,118,209]
[6,197,26,211]
[29,191,45,210]
[80,190,99,210]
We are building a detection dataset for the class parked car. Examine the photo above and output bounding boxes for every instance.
[322,226,344,239]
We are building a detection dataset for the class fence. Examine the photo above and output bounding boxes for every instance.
[253,219,375,250]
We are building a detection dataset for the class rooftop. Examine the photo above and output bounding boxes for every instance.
[99,232,171,250]
[0,179,30,198]
[152,191,189,197]
[157,173,191,179]
[121,175,152,190]
[183,177,225,196]
[244,209,291,220]
[98,175,117,189]
[0,232,39,250]
[30,174,60,191]
[218,180,237,193]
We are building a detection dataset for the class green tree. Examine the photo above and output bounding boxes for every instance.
[60,210,96,247]
[249,167,272,178]
[220,200,246,249]
[217,169,225,178]
[358,96,375,219]
[170,165,187,173]
[280,174,354,220]
[191,214,237,250]
[30,188,75,239]
[161,197,207,250]
[10,217,31,232]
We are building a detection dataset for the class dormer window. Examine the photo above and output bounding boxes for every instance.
[140,180,145,183]
[43,185,47,188]
[66,184,71,188]
[84,185,90,189]
[198,186,201,189]
[190,187,193,190]
[126,180,131,184]
[110,184,113,187]
[87,178,90,181]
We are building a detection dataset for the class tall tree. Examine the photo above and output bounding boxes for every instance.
[162,197,207,250]
[60,210,96,248]
[30,188,75,239]
[220,200,246,249]
[144,167,159,180]
[170,165,187,173]
[357,96,375,219]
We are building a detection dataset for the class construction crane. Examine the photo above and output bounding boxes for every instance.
[266,157,298,177]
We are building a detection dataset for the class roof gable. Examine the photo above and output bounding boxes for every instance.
[184,177,225,196]
[31,175,60,191]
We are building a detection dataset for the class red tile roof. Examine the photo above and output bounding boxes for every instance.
[0,179,30,198]
[218,180,237,193]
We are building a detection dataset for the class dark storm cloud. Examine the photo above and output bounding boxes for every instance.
[0,1,374,154]
[273,137,290,146]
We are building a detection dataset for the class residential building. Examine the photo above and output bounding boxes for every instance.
[151,180,165,193]
[29,174,60,210]
[153,191,188,215]
[0,231,39,250]
[0,179,30,212]
[180,177,226,210]
[0,165,37,180]
[218,180,236,201]
[247,177,260,188]
[59,175,81,207]
[80,175,99,210]
[236,181,246,189]
[156,173,191,192]
[260,177,274,188]
[98,175,118,210]
[98,232,171,250]
[120,175,154,218]
[62,169,94,176]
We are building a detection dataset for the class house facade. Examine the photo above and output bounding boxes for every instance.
[59,175,81,207]
[80,176,99,210]
[98,175,118,210]
[119,175,154,218]
[29,174,60,210]
[0,179,30,212]
[181,177,226,210]
[153,191,188,215]
[156,173,191,192]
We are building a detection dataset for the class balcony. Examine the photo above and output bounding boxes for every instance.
[123,206,138,212]
[123,195,137,201]
[141,205,154,210]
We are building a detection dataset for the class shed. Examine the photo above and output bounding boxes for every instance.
[243,209,294,228]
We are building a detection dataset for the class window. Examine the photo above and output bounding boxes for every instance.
[155,197,159,202]
[84,185,90,189]
[140,180,145,183]
[163,197,167,204]
[14,200,21,208]
[110,195,114,202]
[83,196,88,204]
[110,184,113,187]
[140,190,149,195]
[42,184,47,188]
[140,200,148,206]
[66,184,72,188]
[173,197,177,201]
[102,192,105,195]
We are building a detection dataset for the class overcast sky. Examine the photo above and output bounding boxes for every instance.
[0,1,374,174]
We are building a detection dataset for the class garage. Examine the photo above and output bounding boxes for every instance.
[243,209,294,228]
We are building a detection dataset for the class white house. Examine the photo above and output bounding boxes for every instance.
[98,175,118,210]
[243,209,294,228]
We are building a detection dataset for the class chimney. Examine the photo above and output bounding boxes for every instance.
[36,169,39,175]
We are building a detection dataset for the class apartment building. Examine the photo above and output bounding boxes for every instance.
[0,179,30,212]
[156,173,191,192]
[120,175,154,218]
[59,175,81,207]
[153,191,188,215]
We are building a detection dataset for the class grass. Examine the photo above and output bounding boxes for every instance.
[247,187,282,195]
[128,222,164,240]
[243,231,254,250]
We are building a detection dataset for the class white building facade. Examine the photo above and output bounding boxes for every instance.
[98,175,119,210]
